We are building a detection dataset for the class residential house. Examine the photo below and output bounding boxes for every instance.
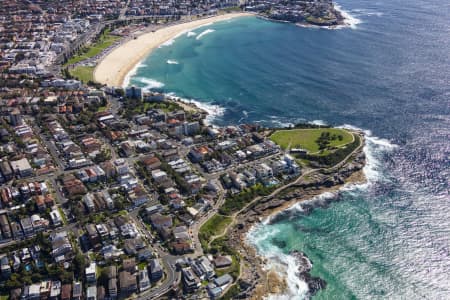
[138,269,150,292]
[149,259,163,282]
[214,274,233,287]
[72,282,82,300]
[119,271,137,295]
[108,278,118,299]
[123,258,136,273]
[85,262,96,283]
[86,285,97,300]
[149,213,172,230]
[182,267,200,293]
[60,284,72,300]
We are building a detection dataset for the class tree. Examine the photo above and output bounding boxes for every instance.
[116,88,125,97]
[97,267,109,287]
[73,251,87,280]
[5,273,25,290]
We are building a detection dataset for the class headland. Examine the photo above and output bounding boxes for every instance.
[197,125,366,299]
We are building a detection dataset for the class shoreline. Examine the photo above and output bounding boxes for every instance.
[94,12,254,87]
[221,134,367,299]
[94,6,359,88]
[257,4,360,30]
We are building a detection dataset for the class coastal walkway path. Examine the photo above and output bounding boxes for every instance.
[208,131,365,294]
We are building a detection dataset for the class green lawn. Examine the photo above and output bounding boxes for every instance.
[270,128,354,153]
[199,214,232,248]
[97,106,108,112]
[138,262,148,270]
[65,32,120,66]
[69,66,95,83]
[57,207,68,225]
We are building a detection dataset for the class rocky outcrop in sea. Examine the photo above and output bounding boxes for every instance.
[291,250,327,296]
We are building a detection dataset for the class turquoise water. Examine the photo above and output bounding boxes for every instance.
[129,0,450,298]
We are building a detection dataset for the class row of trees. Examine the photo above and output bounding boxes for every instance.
[219,183,276,216]
[306,134,361,166]
[316,131,344,150]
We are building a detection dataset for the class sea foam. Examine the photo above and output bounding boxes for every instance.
[166,93,226,125]
[135,77,165,90]
[310,119,328,126]
[122,61,147,87]
[247,125,399,299]
[196,29,215,40]
[159,38,176,47]
[159,28,191,48]
[166,59,179,65]
[334,4,362,29]
[296,4,361,30]
[351,8,384,17]
[247,225,309,300]
[338,124,398,185]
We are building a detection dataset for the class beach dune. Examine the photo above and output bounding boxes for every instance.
[94,13,253,87]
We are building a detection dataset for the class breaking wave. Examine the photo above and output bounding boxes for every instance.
[166,59,179,65]
[335,4,362,29]
[159,38,176,47]
[122,61,148,87]
[196,29,215,40]
[310,119,328,126]
[135,77,165,90]
[247,224,310,300]
[166,93,226,125]
[247,126,398,299]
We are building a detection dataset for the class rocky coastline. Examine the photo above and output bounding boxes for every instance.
[247,0,345,27]
[222,140,366,299]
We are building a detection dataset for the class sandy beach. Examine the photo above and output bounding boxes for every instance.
[94,12,253,87]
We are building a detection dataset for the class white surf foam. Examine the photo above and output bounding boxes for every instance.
[159,28,191,48]
[294,4,361,30]
[338,124,398,183]
[334,4,362,29]
[247,125,399,299]
[272,119,295,128]
[261,116,294,128]
[122,61,147,87]
[135,77,165,90]
[196,29,215,40]
[351,8,384,17]
[159,38,176,47]
[166,93,226,125]
[246,225,309,300]
[166,59,179,65]
[310,119,328,126]
[186,31,197,37]
[193,22,213,30]
[362,135,398,185]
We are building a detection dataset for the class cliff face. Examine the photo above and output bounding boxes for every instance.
[246,0,345,26]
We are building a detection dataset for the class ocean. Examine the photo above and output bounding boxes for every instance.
[127,0,450,298]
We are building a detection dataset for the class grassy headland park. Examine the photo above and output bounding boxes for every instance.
[270,127,354,154]
[199,214,232,250]
[270,125,361,167]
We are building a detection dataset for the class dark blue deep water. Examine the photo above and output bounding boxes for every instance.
[129,0,450,298]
